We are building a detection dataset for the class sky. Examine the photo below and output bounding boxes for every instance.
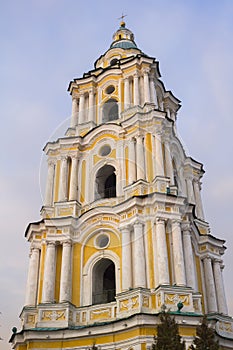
[0,0,233,348]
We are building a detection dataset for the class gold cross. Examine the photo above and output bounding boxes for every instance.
[118,13,127,22]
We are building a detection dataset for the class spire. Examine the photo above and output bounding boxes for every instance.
[117,13,127,28]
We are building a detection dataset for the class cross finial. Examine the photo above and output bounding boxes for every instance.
[118,13,127,27]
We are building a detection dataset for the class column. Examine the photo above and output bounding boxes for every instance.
[155,130,165,176]
[25,247,40,306]
[71,97,79,127]
[182,225,196,289]
[42,242,56,303]
[213,260,228,314]
[186,177,195,204]
[128,138,136,183]
[58,156,68,201]
[133,73,140,105]
[121,227,132,290]
[166,108,171,120]
[151,135,156,179]
[203,256,218,312]
[88,88,95,123]
[133,222,146,287]
[136,135,145,180]
[143,70,150,104]
[79,93,85,123]
[172,220,186,285]
[193,179,204,219]
[69,156,79,201]
[155,218,169,285]
[59,241,72,302]
[164,140,174,185]
[44,159,55,206]
[124,77,130,109]
[150,78,158,107]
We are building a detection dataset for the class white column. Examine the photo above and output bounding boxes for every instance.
[166,108,171,120]
[25,247,40,306]
[143,70,150,104]
[155,130,165,176]
[79,93,85,123]
[213,260,228,314]
[121,227,132,290]
[124,77,130,109]
[59,241,72,303]
[88,88,95,123]
[44,160,55,206]
[150,78,158,107]
[172,220,186,286]
[155,218,169,285]
[128,138,136,183]
[118,78,123,114]
[133,73,140,106]
[58,157,68,201]
[193,179,204,220]
[71,97,79,127]
[133,222,146,287]
[164,140,174,185]
[42,242,56,303]
[182,225,196,289]
[136,135,145,180]
[151,135,156,180]
[69,156,79,201]
[203,256,218,312]
[186,177,195,204]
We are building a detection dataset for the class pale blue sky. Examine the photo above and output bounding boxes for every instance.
[1,1,233,348]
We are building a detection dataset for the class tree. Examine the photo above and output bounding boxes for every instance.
[190,316,219,350]
[152,310,185,350]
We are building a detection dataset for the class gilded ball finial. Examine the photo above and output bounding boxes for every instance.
[118,13,127,27]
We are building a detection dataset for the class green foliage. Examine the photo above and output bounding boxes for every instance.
[152,311,185,350]
[190,316,219,350]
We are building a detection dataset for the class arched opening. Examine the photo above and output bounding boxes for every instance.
[95,165,116,199]
[102,98,119,123]
[67,157,72,199]
[92,258,116,305]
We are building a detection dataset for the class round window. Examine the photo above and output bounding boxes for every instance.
[99,144,111,157]
[96,234,110,249]
[105,85,115,94]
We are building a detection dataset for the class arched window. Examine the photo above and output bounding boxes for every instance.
[95,165,116,199]
[92,258,116,305]
[102,98,119,123]
[67,157,72,199]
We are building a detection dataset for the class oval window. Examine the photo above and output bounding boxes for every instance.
[105,85,115,94]
[110,58,118,66]
[99,144,111,157]
[95,234,110,249]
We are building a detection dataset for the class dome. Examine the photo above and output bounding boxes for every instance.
[109,21,139,51]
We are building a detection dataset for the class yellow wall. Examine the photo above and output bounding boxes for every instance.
[72,243,82,306]
[54,245,62,302]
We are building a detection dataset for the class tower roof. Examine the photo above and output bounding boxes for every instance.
[110,21,138,50]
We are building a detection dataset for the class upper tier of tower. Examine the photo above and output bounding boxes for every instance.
[67,21,181,138]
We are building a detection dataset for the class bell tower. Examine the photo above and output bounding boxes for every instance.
[11,21,233,350]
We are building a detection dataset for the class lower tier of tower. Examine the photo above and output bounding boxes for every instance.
[11,312,233,350]
[11,287,233,349]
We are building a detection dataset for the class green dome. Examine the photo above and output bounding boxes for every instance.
[110,40,138,50]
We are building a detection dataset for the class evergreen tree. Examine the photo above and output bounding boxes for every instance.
[190,316,219,350]
[152,310,185,350]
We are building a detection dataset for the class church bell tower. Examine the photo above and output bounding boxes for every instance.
[11,21,233,349]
